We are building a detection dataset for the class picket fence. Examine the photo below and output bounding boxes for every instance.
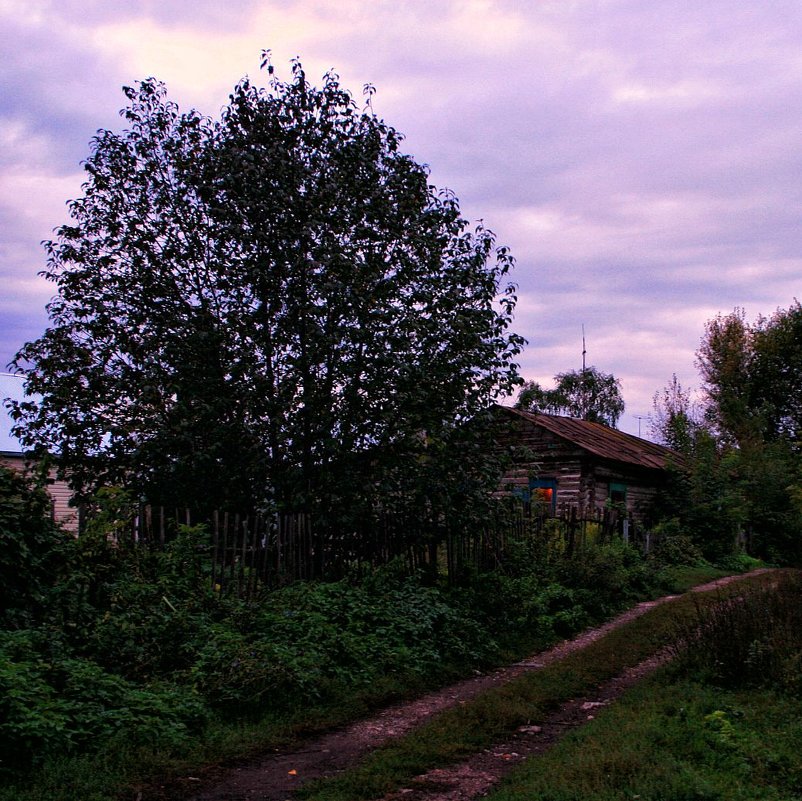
[112,501,647,598]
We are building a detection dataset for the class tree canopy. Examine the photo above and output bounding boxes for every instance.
[649,373,702,454]
[515,366,625,427]
[8,56,524,515]
[697,302,802,448]
[651,302,802,563]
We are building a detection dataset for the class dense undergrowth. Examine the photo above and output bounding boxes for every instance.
[486,570,802,801]
[0,466,751,800]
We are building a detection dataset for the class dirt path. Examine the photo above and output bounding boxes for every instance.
[182,570,772,801]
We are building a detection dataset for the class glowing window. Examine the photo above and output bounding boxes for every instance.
[529,478,557,513]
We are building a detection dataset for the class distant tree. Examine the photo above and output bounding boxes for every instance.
[516,366,625,427]
[652,302,802,563]
[696,302,802,448]
[696,308,755,446]
[8,55,524,516]
[749,301,802,446]
[650,374,702,454]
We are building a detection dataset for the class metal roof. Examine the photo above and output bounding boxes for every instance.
[501,406,681,471]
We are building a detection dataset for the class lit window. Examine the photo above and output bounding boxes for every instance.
[530,478,557,513]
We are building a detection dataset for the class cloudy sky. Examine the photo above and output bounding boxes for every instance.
[2,0,801,437]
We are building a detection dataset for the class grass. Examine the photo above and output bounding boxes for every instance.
[652,563,731,595]
[485,674,802,800]
[299,570,779,801]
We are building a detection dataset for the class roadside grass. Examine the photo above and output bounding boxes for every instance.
[652,563,731,595]
[485,676,802,801]
[299,570,779,801]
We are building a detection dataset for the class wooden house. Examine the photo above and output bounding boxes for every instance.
[494,406,681,521]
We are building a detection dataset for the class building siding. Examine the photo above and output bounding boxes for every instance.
[1,453,79,532]
[494,407,674,521]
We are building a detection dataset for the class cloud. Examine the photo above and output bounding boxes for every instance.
[2,0,802,435]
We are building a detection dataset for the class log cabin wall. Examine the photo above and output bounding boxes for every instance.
[494,407,675,522]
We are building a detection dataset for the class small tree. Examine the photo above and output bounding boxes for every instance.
[696,308,756,446]
[516,366,624,427]
[8,55,524,521]
[650,374,702,454]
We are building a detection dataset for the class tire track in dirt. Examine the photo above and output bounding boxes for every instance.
[377,646,675,801]
[182,570,773,801]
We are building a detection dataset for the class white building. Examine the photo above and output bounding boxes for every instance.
[1,372,77,531]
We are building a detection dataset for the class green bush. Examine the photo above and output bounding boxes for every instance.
[191,569,498,713]
[0,466,71,628]
[557,540,653,619]
[647,518,705,566]
[0,629,206,775]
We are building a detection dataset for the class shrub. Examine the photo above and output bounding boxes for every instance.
[557,540,653,619]
[0,629,206,776]
[189,568,498,714]
[0,466,71,628]
[647,518,705,566]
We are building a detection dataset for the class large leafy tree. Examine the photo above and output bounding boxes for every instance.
[515,366,625,427]
[653,302,802,563]
[8,56,524,515]
[697,302,802,448]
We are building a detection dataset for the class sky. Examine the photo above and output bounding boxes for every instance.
[2,1,801,439]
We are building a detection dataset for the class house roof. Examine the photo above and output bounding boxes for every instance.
[500,406,681,471]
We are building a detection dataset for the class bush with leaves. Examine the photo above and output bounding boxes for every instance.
[0,629,206,776]
[191,565,496,713]
[0,465,71,628]
[647,518,705,567]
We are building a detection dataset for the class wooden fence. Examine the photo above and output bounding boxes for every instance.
[107,501,649,597]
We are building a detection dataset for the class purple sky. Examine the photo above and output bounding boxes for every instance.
[2,1,801,437]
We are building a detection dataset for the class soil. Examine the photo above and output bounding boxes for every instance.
[171,570,772,801]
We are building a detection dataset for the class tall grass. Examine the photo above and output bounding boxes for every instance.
[486,568,802,801]
[671,569,802,691]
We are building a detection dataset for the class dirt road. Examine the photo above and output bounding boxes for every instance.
[181,570,771,801]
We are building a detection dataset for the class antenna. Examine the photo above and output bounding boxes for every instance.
[580,325,588,419]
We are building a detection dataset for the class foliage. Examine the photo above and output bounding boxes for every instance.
[299,573,768,801]
[696,307,755,446]
[651,422,802,563]
[650,373,703,454]
[0,463,755,801]
[0,465,71,628]
[191,567,497,713]
[672,570,802,692]
[8,55,523,517]
[516,366,624,427]
[646,518,705,566]
[697,301,802,448]
[0,629,206,776]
